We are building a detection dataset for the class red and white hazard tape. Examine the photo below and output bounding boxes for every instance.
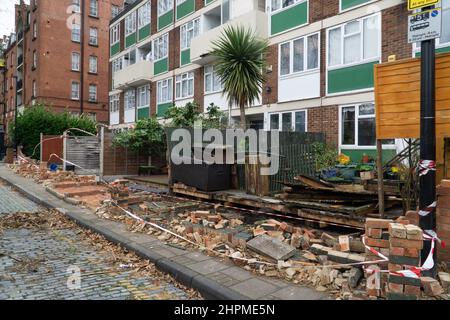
[418,160,436,177]
[362,235,389,261]
[418,201,437,217]
[17,155,39,169]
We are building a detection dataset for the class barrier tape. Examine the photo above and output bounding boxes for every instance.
[418,201,437,217]
[362,235,389,261]
[17,155,39,169]
[418,160,436,177]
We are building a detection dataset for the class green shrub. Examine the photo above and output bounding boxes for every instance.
[112,116,166,156]
[10,104,97,158]
[312,142,339,172]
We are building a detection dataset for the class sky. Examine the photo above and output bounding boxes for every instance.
[0,0,29,36]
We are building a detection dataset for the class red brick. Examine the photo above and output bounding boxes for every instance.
[388,282,404,294]
[368,228,382,239]
[388,263,403,272]
[404,285,421,296]
[390,246,405,256]
[404,247,420,258]
[366,218,394,229]
[366,237,390,248]
[390,238,424,249]
[421,277,444,296]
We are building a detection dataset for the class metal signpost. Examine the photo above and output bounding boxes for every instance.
[407,0,441,277]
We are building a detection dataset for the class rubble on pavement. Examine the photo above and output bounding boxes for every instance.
[6,160,450,300]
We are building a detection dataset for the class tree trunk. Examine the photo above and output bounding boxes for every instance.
[239,101,246,130]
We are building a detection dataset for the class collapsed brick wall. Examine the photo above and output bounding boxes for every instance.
[437,180,450,262]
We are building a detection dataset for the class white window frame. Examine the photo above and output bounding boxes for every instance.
[326,13,381,70]
[279,32,320,78]
[268,110,308,132]
[71,81,80,100]
[109,94,120,113]
[71,22,81,42]
[204,64,223,94]
[137,84,150,108]
[270,0,306,13]
[338,103,396,150]
[125,12,137,36]
[33,21,37,39]
[72,0,80,13]
[157,78,173,104]
[89,55,98,73]
[71,52,80,71]
[138,1,151,28]
[89,0,98,17]
[112,57,123,73]
[33,50,37,68]
[158,0,174,17]
[110,24,120,45]
[175,71,194,100]
[32,80,36,97]
[180,18,200,50]
[89,84,97,102]
[89,27,98,45]
[125,89,136,110]
[154,33,169,61]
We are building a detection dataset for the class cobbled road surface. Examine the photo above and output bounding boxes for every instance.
[0,184,191,300]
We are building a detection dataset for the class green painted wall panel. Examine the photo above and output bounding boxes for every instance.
[158,10,173,31]
[157,102,173,117]
[205,0,216,5]
[341,0,371,11]
[271,2,308,36]
[110,43,120,57]
[327,61,378,94]
[154,58,168,75]
[341,148,397,164]
[138,24,151,41]
[177,0,195,20]
[180,49,191,66]
[125,33,137,48]
[416,46,450,57]
[138,107,150,119]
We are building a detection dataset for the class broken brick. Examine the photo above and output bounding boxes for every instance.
[367,228,382,239]
[390,246,405,256]
[389,223,407,239]
[365,218,394,229]
[421,277,445,297]
[388,282,404,294]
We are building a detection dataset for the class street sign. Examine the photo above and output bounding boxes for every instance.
[408,0,440,11]
[407,8,442,43]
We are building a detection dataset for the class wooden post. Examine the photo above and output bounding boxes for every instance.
[377,139,385,218]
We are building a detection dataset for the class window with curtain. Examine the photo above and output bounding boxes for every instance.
[154,34,169,60]
[138,2,151,28]
[279,33,319,76]
[328,14,380,68]
[180,18,200,50]
[175,72,194,99]
[204,65,223,93]
[157,78,173,103]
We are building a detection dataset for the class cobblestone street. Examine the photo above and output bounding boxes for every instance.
[0,185,196,300]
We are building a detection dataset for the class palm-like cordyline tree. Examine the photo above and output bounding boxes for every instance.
[211,26,269,130]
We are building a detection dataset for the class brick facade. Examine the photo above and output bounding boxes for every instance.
[308,105,339,147]
[0,0,122,130]
[382,4,412,62]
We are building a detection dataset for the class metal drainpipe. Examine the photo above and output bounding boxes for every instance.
[80,0,85,115]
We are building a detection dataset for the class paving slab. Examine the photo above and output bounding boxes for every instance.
[247,234,296,261]
[230,278,280,299]
[0,165,331,300]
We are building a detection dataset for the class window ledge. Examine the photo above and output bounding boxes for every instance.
[327,58,380,71]
[280,68,320,80]
[88,72,98,75]
[89,43,99,47]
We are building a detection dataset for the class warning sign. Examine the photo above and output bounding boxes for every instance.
[408,0,440,11]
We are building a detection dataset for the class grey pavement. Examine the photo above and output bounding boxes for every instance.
[0,164,330,300]
[0,184,42,213]
[0,185,189,300]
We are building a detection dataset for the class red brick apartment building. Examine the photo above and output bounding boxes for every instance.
[107,0,450,162]
[0,0,124,142]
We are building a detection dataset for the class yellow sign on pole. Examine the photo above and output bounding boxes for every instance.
[408,0,439,11]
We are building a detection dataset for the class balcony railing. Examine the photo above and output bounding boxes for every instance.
[17,31,23,41]
[190,9,268,65]
[113,60,153,90]
[17,54,23,66]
